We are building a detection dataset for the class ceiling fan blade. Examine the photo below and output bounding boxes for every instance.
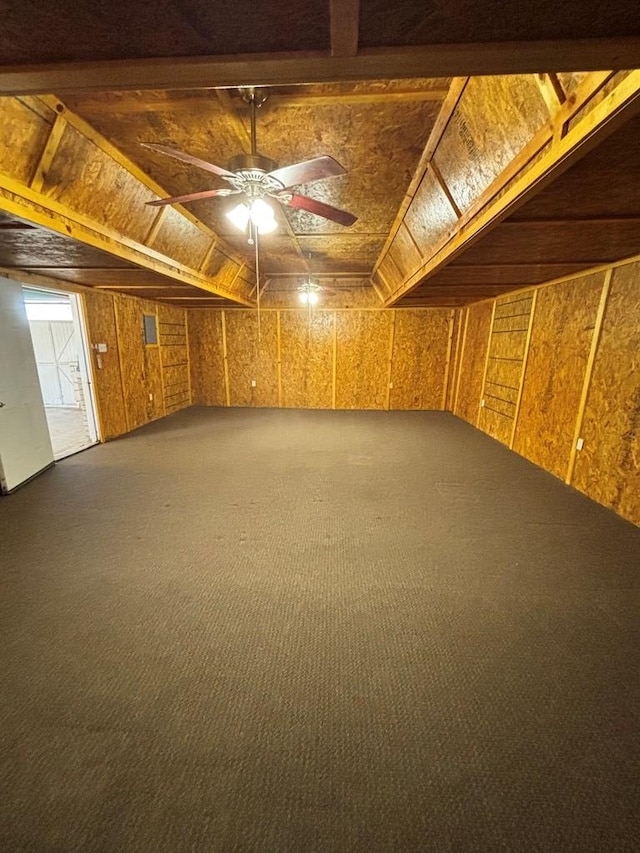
[268,156,346,189]
[147,188,240,207]
[282,193,357,227]
[142,143,237,180]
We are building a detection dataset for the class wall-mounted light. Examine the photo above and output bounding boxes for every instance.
[226,198,277,235]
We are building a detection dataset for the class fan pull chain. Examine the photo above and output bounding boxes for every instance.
[255,226,261,344]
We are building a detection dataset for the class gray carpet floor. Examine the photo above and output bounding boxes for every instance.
[1,408,639,852]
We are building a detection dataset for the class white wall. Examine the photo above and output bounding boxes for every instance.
[0,278,54,492]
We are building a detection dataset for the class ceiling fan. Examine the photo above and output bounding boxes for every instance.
[143,87,357,232]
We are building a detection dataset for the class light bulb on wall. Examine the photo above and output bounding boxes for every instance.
[226,198,277,235]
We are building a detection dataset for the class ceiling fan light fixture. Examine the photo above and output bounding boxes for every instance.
[298,279,321,305]
[226,201,251,232]
[250,198,277,234]
[226,198,277,235]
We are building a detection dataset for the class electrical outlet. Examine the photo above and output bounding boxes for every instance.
[251,379,257,387]
[576,437,584,451]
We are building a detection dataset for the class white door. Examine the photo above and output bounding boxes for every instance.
[71,293,99,445]
[0,278,54,493]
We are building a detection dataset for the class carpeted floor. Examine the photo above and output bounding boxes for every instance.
[0,408,638,852]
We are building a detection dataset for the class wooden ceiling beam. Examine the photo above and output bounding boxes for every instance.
[65,89,449,116]
[1,40,639,96]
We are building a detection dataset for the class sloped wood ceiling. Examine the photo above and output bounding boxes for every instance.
[0,1,638,307]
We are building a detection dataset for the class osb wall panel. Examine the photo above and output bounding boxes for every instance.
[454,301,493,425]
[390,309,450,409]
[335,311,392,409]
[404,169,459,259]
[388,223,423,281]
[262,281,380,310]
[44,125,158,246]
[114,294,163,430]
[0,97,53,186]
[202,249,243,292]
[280,312,334,409]
[152,206,211,269]
[225,311,279,408]
[378,255,402,296]
[158,303,190,414]
[572,263,640,525]
[478,293,533,445]
[433,75,549,214]
[82,288,127,440]
[513,273,604,479]
[187,310,226,406]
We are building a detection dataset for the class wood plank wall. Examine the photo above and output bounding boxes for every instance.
[454,258,640,526]
[83,290,191,438]
[188,308,456,413]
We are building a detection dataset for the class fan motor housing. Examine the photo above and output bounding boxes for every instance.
[227,153,278,174]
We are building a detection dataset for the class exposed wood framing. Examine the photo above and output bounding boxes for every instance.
[62,88,451,117]
[144,207,167,247]
[373,77,468,275]
[477,300,497,426]
[386,70,640,305]
[111,297,130,433]
[0,173,253,304]
[2,40,639,95]
[509,289,537,448]
[29,113,66,193]
[401,221,425,260]
[429,160,463,219]
[331,312,337,410]
[156,306,168,417]
[449,309,464,410]
[441,310,455,409]
[198,237,218,272]
[221,310,231,407]
[565,268,612,484]
[330,0,360,58]
[276,310,283,408]
[184,308,193,407]
[36,96,232,247]
[453,307,470,413]
[535,73,566,114]
[370,276,386,304]
[385,310,396,410]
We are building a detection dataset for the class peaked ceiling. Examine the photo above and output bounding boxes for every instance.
[0,1,639,308]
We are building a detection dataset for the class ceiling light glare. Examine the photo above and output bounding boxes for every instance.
[250,198,277,234]
[226,202,251,232]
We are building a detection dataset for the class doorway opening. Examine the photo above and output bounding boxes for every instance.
[23,287,99,460]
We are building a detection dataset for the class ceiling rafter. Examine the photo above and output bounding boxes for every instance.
[1,40,639,96]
